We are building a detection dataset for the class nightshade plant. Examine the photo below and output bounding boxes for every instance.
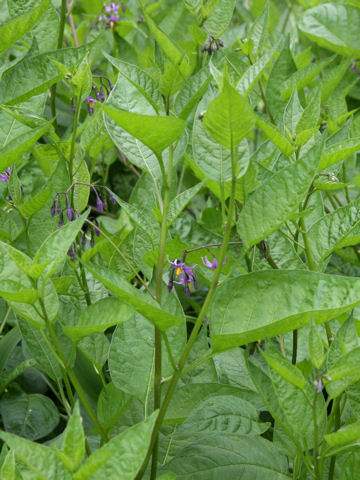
[2,0,360,479]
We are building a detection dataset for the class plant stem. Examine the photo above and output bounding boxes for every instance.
[292,329,298,365]
[313,391,321,478]
[50,0,67,133]
[69,98,81,182]
[38,298,108,442]
[136,145,238,480]
[150,147,174,480]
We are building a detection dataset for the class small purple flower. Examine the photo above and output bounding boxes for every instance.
[93,219,100,236]
[66,197,73,221]
[167,256,198,296]
[105,14,120,28]
[104,2,119,13]
[314,377,323,393]
[201,254,227,269]
[81,231,87,247]
[58,212,64,228]
[85,96,96,115]
[0,168,11,183]
[106,188,116,205]
[68,245,75,262]
[50,200,56,217]
[108,80,114,90]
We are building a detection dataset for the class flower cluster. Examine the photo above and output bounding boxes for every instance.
[0,168,10,183]
[313,375,332,393]
[201,34,224,55]
[50,182,116,261]
[167,252,227,296]
[99,2,125,29]
[78,78,113,116]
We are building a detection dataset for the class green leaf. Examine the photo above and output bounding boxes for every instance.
[176,395,269,436]
[63,297,134,342]
[0,450,16,480]
[0,44,91,105]
[237,141,322,248]
[104,54,162,113]
[0,327,21,372]
[295,87,321,146]
[73,157,90,213]
[144,11,192,80]
[236,47,276,96]
[204,0,236,37]
[262,344,307,390]
[0,281,39,304]
[0,0,50,54]
[299,4,360,57]
[73,411,158,480]
[256,114,295,156]
[174,67,211,120]
[103,105,186,157]
[33,210,89,279]
[325,421,360,447]
[247,2,269,58]
[210,270,360,352]
[18,185,52,218]
[0,121,52,171]
[61,402,85,472]
[82,262,184,330]
[309,322,325,369]
[0,393,59,440]
[0,359,37,396]
[203,77,255,151]
[307,199,360,266]
[164,434,290,479]
[167,183,203,227]
[69,54,92,103]
[0,431,71,480]
[319,138,360,170]
[326,347,360,397]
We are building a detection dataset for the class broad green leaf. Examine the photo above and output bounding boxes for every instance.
[237,141,322,248]
[0,281,39,304]
[104,54,161,113]
[73,411,158,480]
[236,47,276,96]
[340,453,360,480]
[0,359,37,396]
[0,0,50,54]
[308,199,360,266]
[327,316,358,370]
[265,39,297,120]
[60,402,85,472]
[0,450,16,480]
[18,185,52,218]
[326,347,360,397]
[165,383,262,423]
[18,318,63,382]
[82,262,184,330]
[103,105,186,157]
[325,422,360,447]
[97,382,132,433]
[262,344,307,390]
[174,67,211,120]
[144,11,192,79]
[69,54,92,103]
[78,333,109,371]
[176,395,269,436]
[0,241,45,279]
[0,45,90,105]
[203,78,255,151]
[256,114,295,156]
[33,210,89,279]
[295,87,321,146]
[319,138,360,170]
[321,58,351,103]
[299,4,360,57]
[167,183,203,227]
[210,270,360,352]
[73,157,90,213]
[192,91,250,185]
[204,0,236,37]
[0,431,71,480]
[0,121,52,171]
[164,434,290,479]
[281,56,333,101]
[0,393,59,440]
[63,297,133,341]
[0,327,21,372]
[283,88,304,138]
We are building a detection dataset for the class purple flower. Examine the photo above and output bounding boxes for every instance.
[93,219,100,236]
[167,256,198,296]
[104,2,119,12]
[314,377,323,393]
[106,188,116,205]
[85,96,96,115]
[201,254,227,269]
[50,200,56,217]
[105,14,120,28]
[66,197,73,221]
[0,168,11,183]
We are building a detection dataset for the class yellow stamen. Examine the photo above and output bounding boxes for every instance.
[110,21,114,28]
[176,267,181,275]
[89,100,94,108]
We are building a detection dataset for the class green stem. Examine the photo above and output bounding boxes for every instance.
[50,0,67,133]
[69,98,81,183]
[150,148,174,480]
[38,298,108,443]
[136,145,238,480]
[313,392,321,478]
[292,329,298,365]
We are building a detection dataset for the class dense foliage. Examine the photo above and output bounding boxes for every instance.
[1,0,360,478]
